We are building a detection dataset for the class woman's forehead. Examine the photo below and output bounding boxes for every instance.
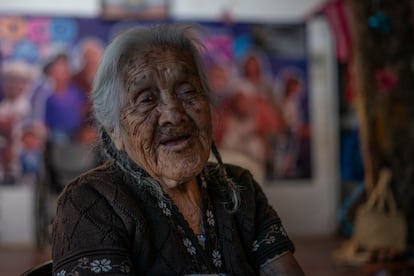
[123,46,195,68]
[120,46,198,81]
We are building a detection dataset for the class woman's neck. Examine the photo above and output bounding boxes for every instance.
[167,178,203,234]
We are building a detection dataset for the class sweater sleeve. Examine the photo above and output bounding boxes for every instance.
[232,167,295,267]
[249,172,295,266]
[51,177,136,275]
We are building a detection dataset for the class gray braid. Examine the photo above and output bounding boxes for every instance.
[210,142,240,212]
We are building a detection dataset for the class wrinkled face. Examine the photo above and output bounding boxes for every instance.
[113,46,212,189]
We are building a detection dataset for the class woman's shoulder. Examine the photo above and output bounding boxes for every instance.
[57,161,125,207]
[205,162,259,204]
[55,161,147,226]
[52,162,146,269]
[206,162,256,186]
[224,162,252,178]
[206,161,248,175]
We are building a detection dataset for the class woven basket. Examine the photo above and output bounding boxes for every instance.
[353,169,407,252]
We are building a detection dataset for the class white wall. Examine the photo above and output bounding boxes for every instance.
[0,0,339,238]
[0,0,100,17]
[0,186,35,244]
[171,0,324,21]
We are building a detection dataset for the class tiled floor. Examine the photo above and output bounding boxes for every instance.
[1,235,359,275]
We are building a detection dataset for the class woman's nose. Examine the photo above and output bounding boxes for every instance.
[158,94,188,126]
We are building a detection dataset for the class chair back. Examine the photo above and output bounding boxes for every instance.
[20,260,53,276]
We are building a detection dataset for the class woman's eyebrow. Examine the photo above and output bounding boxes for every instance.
[130,74,154,89]
[171,67,199,84]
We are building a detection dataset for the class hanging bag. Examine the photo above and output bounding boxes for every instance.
[353,169,407,252]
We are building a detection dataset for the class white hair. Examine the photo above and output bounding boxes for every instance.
[92,23,210,136]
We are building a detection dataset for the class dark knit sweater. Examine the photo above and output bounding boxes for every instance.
[52,162,294,275]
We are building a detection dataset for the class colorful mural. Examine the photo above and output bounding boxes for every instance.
[0,16,310,183]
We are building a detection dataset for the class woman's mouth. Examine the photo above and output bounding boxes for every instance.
[160,134,191,148]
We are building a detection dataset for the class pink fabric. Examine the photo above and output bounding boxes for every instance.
[322,0,353,63]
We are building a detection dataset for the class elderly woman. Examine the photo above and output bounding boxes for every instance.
[52,24,305,275]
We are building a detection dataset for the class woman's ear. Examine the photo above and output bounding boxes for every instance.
[106,126,124,151]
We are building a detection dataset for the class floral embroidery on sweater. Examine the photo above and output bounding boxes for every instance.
[252,224,288,252]
[55,257,131,275]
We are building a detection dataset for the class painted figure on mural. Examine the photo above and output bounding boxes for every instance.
[0,61,33,184]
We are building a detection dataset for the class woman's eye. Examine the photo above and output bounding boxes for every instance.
[181,89,194,95]
[135,90,156,105]
[141,95,154,103]
[177,84,196,96]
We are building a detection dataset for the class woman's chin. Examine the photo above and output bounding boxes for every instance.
[155,161,203,187]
